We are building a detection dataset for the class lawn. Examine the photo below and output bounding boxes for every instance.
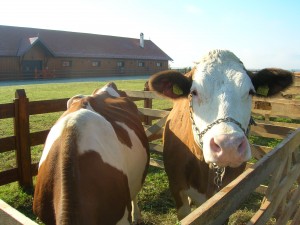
[0,78,291,224]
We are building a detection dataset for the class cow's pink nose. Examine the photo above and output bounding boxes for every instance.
[210,134,247,156]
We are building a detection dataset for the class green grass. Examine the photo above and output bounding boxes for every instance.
[249,136,281,148]
[0,79,294,224]
[139,166,178,225]
[0,182,38,222]
[0,80,147,103]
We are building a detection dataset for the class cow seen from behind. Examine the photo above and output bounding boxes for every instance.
[33,82,150,225]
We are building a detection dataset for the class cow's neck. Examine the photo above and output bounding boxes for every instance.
[211,163,226,190]
[206,163,226,197]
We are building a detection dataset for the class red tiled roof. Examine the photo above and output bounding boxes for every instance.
[0,25,172,61]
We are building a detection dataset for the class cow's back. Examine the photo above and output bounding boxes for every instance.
[34,94,149,225]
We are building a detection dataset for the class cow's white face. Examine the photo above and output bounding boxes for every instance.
[190,50,254,167]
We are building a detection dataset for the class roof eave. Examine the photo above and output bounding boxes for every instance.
[17,37,55,57]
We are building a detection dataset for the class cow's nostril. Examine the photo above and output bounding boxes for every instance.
[210,137,221,153]
[237,136,247,154]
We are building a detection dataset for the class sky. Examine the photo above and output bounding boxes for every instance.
[1,0,299,70]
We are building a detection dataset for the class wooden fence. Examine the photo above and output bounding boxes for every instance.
[0,74,299,224]
[0,88,169,188]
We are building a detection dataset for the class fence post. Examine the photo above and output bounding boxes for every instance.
[14,89,33,189]
[144,81,153,125]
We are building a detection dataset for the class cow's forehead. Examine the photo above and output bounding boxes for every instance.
[192,50,250,88]
[197,49,242,65]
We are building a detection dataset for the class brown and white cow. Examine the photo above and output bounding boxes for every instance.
[148,49,293,219]
[33,82,149,225]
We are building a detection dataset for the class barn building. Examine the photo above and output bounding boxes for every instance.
[0,25,172,80]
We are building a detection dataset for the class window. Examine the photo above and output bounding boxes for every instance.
[117,61,125,67]
[138,61,145,67]
[92,61,101,67]
[156,62,162,67]
[62,61,72,67]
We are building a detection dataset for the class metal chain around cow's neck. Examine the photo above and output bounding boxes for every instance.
[188,93,255,149]
[212,163,225,190]
[188,93,256,190]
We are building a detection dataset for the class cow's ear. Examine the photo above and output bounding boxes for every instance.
[250,68,294,97]
[148,70,192,99]
[67,95,85,109]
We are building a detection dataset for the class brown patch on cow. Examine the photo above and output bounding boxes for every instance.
[163,98,207,209]
[59,90,148,151]
[76,150,131,225]
[33,144,58,225]
[34,135,132,225]
[58,98,88,121]
[92,82,128,98]
[87,93,148,150]
[162,97,245,211]
[34,125,80,225]
[65,86,149,180]
[185,67,196,80]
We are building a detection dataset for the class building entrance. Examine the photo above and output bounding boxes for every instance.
[22,60,42,78]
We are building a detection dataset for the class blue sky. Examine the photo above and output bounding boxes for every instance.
[1,0,299,70]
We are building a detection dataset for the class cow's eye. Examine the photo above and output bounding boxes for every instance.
[249,89,256,96]
[190,89,198,96]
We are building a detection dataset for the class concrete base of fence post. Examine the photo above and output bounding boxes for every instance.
[0,199,38,225]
